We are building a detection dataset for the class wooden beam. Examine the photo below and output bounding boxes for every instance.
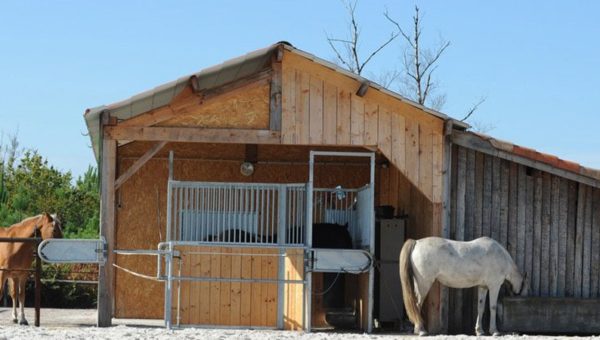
[269,48,283,131]
[105,126,281,145]
[98,112,117,327]
[439,119,453,334]
[451,130,600,189]
[114,141,167,190]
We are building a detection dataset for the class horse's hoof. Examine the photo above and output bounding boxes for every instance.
[19,320,28,326]
[492,331,501,337]
[476,330,486,336]
[418,330,428,336]
[12,318,18,324]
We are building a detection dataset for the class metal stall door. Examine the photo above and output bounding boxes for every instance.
[305,151,375,333]
[163,177,307,330]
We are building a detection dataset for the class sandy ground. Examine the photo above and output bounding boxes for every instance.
[0,307,596,339]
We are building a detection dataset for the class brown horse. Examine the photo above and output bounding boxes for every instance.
[0,213,63,325]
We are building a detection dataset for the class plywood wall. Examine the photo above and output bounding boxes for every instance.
[114,142,370,321]
[281,51,444,204]
[447,145,600,334]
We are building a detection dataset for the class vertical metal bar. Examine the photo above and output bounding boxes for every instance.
[260,188,264,244]
[164,243,173,329]
[305,152,315,332]
[194,186,199,241]
[177,255,182,326]
[166,181,173,242]
[367,154,375,333]
[34,240,41,327]
[277,185,286,329]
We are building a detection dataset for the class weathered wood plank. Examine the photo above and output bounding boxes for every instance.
[574,184,586,297]
[582,185,593,298]
[592,189,600,298]
[281,66,296,144]
[336,89,351,145]
[432,132,444,204]
[507,163,519,260]
[516,165,527,274]
[251,249,262,326]
[98,112,116,327]
[350,96,365,145]
[499,160,510,248]
[565,181,578,297]
[482,155,493,238]
[465,149,476,241]
[491,157,502,242]
[456,147,467,241]
[540,172,551,296]
[550,176,560,296]
[295,71,310,144]
[532,176,543,295]
[474,152,485,239]
[557,179,569,297]
[364,102,378,145]
[323,82,337,145]
[391,112,406,173]
[525,173,534,291]
[309,76,324,144]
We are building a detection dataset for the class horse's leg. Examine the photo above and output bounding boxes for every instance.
[8,277,19,323]
[413,276,433,336]
[488,285,501,336]
[475,286,488,336]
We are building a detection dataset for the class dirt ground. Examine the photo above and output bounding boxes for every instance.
[0,307,595,339]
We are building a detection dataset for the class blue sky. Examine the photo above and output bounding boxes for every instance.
[1,1,598,177]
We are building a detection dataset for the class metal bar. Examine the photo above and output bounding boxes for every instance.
[164,242,173,329]
[162,241,306,249]
[277,186,286,329]
[305,152,315,332]
[309,151,375,158]
[0,237,42,243]
[367,153,375,333]
[169,276,305,284]
[34,241,41,327]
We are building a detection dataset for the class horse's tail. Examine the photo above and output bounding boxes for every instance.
[400,238,424,328]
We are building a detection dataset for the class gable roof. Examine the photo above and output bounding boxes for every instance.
[84,41,466,160]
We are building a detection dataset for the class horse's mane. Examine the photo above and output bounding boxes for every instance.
[0,214,44,232]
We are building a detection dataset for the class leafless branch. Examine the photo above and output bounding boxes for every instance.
[326,0,400,75]
[461,97,487,122]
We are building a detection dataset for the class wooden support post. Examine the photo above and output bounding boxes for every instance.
[98,112,117,327]
[270,46,283,131]
[438,119,454,334]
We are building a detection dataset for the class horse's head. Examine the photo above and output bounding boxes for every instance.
[38,212,64,240]
[509,271,529,296]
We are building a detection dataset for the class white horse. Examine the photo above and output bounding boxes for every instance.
[399,236,527,336]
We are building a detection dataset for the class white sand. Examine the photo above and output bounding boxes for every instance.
[0,308,594,339]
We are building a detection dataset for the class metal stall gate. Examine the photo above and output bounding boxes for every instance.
[305,151,375,332]
[162,179,308,329]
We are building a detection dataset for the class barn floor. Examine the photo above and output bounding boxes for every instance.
[0,308,592,339]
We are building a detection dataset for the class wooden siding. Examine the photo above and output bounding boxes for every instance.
[281,51,444,203]
[448,145,600,334]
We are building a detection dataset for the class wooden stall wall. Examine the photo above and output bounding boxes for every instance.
[448,145,600,334]
[114,142,370,325]
[281,51,445,206]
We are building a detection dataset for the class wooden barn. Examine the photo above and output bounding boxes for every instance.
[84,41,600,334]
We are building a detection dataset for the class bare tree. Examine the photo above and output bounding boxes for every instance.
[327,0,400,76]
[384,6,449,110]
